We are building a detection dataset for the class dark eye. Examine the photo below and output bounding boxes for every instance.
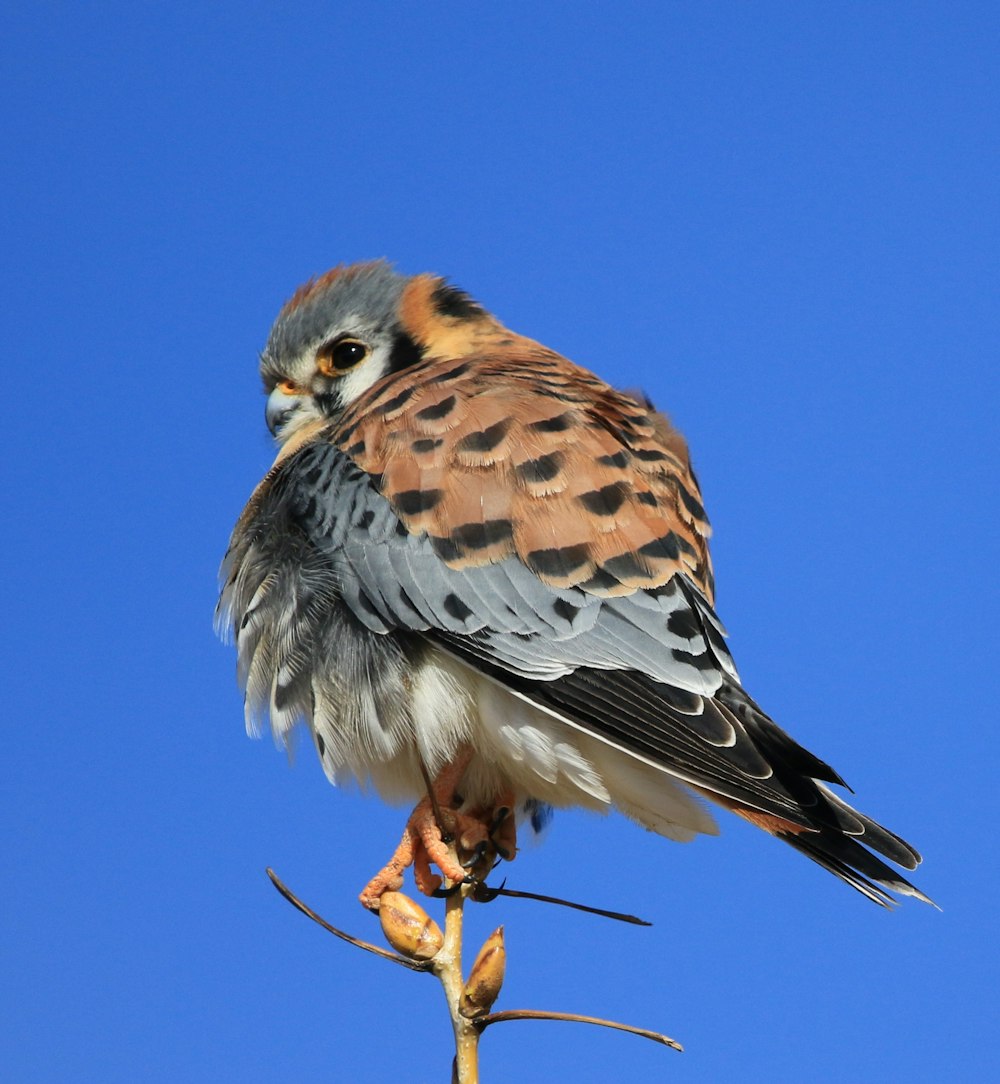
[319,338,369,374]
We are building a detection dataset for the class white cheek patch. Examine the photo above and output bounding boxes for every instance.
[337,342,392,407]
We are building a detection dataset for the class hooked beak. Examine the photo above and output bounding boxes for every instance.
[265,383,306,438]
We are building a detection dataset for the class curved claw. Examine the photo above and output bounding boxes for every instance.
[461,841,489,870]
[432,882,464,899]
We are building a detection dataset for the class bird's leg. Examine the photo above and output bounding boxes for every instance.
[360,749,482,910]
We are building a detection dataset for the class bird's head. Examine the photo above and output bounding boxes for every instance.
[260,260,504,445]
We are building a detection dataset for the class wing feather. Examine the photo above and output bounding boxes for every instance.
[218,351,928,905]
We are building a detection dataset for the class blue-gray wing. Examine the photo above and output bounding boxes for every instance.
[217,441,926,904]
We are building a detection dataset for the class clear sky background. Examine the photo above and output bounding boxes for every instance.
[3,4,997,1082]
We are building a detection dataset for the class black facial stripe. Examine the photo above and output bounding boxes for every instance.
[387,331,424,373]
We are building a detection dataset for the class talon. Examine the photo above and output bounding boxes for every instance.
[359,750,478,908]
[461,841,489,870]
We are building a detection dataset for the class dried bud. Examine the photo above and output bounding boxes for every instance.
[459,926,506,1018]
[378,891,444,960]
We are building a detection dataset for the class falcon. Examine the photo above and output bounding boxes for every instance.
[217,260,929,909]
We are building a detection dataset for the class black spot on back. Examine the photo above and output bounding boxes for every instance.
[677,485,707,522]
[578,482,629,517]
[456,419,511,454]
[526,544,591,577]
[428,362,471,383]
[395,489,443,515]
[432,535,461,562]
[638,532,681,561]
[416,395,457,422]
[411,437,443,454]
[515,453,563,484]
[451,519,514,550]
[578,567,620,593]
[527,412,574,433]
[377,384,416,414]
[601,552,647,581]
[597,450,631,468]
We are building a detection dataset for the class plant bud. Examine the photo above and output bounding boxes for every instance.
[459,926,506,1018]
[378,891,444,960]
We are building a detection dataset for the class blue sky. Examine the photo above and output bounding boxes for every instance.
[3,3,997,1081]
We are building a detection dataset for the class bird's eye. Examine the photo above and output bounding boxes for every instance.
[318,338,369,375]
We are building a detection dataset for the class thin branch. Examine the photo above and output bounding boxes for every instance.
[476,1009,683,1052]
[472,881,652,926]
[265,868,430,973]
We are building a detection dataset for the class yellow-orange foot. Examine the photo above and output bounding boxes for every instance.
[358,757,516,911]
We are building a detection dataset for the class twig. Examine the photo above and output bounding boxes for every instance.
[472,881,652,926]
[477,1008,683,1052]
[265,868,430,972]
[266,861,682,1079]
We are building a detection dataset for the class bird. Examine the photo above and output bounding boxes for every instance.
[216,259,930,910]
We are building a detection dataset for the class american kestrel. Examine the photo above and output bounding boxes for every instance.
[217,261,929,910]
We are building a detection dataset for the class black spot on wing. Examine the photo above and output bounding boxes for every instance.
[552,597,580,623]
[666,606,701,640]
[597,450,631,468]
[671,647,717,673]
[443,593,475,622]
